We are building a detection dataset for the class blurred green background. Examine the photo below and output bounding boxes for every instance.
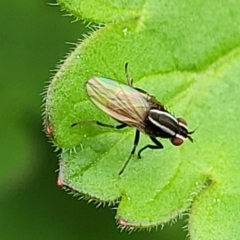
[0,1,186,239]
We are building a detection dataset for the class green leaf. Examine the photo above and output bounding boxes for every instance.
[45,0,240,238]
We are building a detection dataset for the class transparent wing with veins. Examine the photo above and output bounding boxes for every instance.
[86,77,150,129]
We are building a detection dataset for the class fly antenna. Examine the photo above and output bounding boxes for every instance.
[188,124,200,142]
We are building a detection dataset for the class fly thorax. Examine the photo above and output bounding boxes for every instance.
[147,109,190,146]
[147,109,179,138]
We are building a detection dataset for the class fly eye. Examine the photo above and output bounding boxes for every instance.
[177,117,187,126]
[171,137,184,146]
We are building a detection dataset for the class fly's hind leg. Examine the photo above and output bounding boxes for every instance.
[71,120,127,129]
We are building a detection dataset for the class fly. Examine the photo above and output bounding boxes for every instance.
[72,63,194,175]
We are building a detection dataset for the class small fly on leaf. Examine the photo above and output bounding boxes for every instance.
[72,63,194,175]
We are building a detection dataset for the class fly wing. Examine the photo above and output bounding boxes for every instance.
[86,77,150,128]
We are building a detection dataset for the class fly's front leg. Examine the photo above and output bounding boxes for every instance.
[137,136,164,158]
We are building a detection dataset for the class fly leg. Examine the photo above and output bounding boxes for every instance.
[94,121,127,129]
[72,120,138,175]
[137,136,164,158]
[125,62,133,86]
[71,121,127,129]
[119,129,140,175]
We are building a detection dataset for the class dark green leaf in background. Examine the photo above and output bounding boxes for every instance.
[0,0,188,240]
